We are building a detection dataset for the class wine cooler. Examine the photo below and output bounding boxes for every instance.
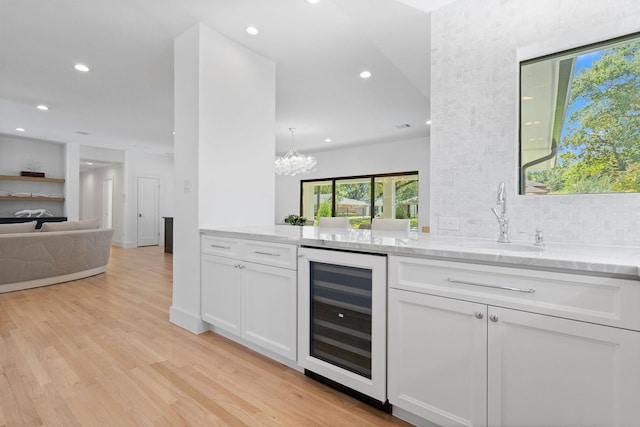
[298,247,387,405]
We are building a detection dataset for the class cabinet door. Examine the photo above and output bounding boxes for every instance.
[388,289,488,427]
[488,307,640,427]
[201,254,241,335]
[242,262,297,360]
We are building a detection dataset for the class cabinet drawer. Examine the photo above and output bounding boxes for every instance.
[243,240,297,269]
[389,256,640,331]
[201,235,241,258]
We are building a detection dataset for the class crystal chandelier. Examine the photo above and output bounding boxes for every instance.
[275,128,317,176]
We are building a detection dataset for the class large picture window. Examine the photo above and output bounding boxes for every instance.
[301,172,419,229]
[520,32,640,195]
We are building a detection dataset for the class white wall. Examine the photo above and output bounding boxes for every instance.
[0,134,65,217]
[171,23,276,333]
[64,143,80,220]
[197,27,276,229]
[275,137,430,228]
[430,0,640,246]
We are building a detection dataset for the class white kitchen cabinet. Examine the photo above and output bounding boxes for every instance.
[487,306,640,427]
[201,254,241,335]
[200,236,297,362]
[388,256,640,427]
[388,289,487,427]
[242,262,297,360]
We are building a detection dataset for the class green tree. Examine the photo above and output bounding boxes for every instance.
[316,200,332,221]
[557,40,640,193]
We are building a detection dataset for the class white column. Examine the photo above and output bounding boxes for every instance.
[170,23,276,333]
[382,178,396,219]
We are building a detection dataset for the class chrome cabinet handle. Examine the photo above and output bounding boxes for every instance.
[210,244,231,249]
[489,314,499,322]
[254,251,281,257]
[234,264,245,269]
[474,312,484,319]
[448,278,535,294]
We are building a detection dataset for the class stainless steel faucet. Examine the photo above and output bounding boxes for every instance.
[491,182,510,243]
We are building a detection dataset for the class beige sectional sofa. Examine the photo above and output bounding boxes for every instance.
[0,220,114,293]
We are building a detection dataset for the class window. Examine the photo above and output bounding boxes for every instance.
[519,32,640,195]
[301,172,419,229]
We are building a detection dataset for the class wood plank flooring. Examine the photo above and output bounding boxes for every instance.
[0,246,410,426]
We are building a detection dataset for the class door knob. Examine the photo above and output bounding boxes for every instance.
[489,314,499,322]
[474,312,484,319]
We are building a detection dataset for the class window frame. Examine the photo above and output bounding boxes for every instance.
[518,31,640,195]
[300,171,419,227]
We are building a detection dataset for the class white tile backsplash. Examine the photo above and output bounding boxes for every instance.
[430,0,640,246]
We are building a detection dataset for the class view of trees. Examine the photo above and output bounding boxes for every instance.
[527,39,640,193]
[305,175,419,227]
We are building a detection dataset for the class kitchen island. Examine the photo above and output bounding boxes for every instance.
[202,224,640,279]
[200,225,640,427]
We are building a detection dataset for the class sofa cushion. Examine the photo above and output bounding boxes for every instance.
[40,219,99,232]
[0,221,37,234]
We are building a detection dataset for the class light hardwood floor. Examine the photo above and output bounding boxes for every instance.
[0,246,410,426]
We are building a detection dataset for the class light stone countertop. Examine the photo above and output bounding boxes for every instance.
[201,225,640,280]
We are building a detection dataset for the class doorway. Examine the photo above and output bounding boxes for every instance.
[137,177,159,247]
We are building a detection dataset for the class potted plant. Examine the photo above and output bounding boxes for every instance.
[284,214,307,226]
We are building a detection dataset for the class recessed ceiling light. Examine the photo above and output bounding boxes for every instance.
[306,0,321,4]
[36,105,49,111]
[74,64,90,72]
[426,120,432,125]
[359,70,372,79]
[325,138,332,143]
[87,162,94,165]
[246,26,259,35]
[16,128,25,132]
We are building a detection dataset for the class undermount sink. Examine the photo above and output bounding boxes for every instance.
[460,241,544,253]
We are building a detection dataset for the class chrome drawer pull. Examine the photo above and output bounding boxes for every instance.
[254,251,281,257]
[448,278,536,294]
[209,244,232,249]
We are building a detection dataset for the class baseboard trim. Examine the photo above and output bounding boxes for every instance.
[112,239,136,248]
[169,305,207,334]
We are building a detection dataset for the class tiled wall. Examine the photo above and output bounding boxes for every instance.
[430,0,640,246]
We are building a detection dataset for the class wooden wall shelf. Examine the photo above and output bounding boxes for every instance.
[0,175,65,183]
[0,196,65,202]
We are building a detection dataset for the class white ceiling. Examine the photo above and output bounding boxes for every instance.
[0,0,454,156]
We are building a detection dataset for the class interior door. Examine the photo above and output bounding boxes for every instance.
[137,177,159,247]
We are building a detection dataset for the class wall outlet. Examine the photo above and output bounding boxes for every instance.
[439,216,460,230]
